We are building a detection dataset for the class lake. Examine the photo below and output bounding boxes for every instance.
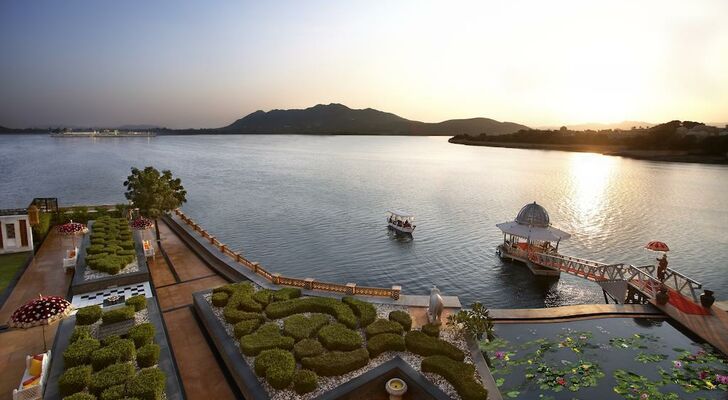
[1,134,726,308]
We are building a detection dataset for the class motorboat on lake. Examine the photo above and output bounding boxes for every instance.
[386,210,415,235]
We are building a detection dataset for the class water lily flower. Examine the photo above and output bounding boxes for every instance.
[640,394,649,400]
[495,351,505,360]
[716,374,728,384]
[579,335,587,340]
[556,377,566,386]
[673,361,682,368]
[698,370,710,380]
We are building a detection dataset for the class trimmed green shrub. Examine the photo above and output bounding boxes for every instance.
[125,367,166,400]
[317,323,363,351]
[100,384,125,400]
[254,349,296,390]
[271,287,301,302]
[101,335,121,346]
[223,308,265,324]
[214,282,254,296]
[422,322,441,337]
[77,305,103,325]
[125,295,147,311]
[265,297,357,329]
[301,348,370,377]
[91,346,123,371]
[101,306,135,325]
[342,296,377,328]
[367,333,406,357]
[89,363,135,396]
[293,338,325,360]
[388,310,412,331]
[405,331,464,361]
[293,369,318,394]
[70,326,92,343]
[64,338,101,368]
[137,344,161,368]
[108,339,135,362]
[239,323,294,356]
[282,314,329,341]
[421,356,488,400]
[252,289,273,306]
[63,392,97,400]
[58,365,92,396]
[364,319,403,339]
[227,290,263,312]
[233,319,262,338]
[211,292,229,307]
[87,244,107,255]
[127,323,155,348]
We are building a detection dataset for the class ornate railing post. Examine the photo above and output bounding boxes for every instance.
[273,273,281,285]
[346,283,356,295]
[304,278,314,290]
[391,285,401,300]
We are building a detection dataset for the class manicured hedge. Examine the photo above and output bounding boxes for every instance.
[342,296,377,328]
[404,331,464,361]
[85,217,136,274]
[64,338,101,368]
[77,305,103,325]
[364,319,403,339]
[137,344,161,368]
[293,338,325,361]
[233,319,262,338]
[128,323,155,348]
[271,287,301,302]
[58,365,92,396]
[228,290,263,312]
[125,367,166,400]
[101,306,135,325]
[282,314,329,341]
[421,322,441,337]
[293,369,318,394]
[125,295,147,311]
[265,297,357,329]
[252,289,273,306]
[89,362,135,396]
[388,310,412,331]
[223,308,265,324]
[317,323,363,351]
[211,292,229,307]
[63,392,97,400]
[421,356,488,400]
[91,344,127,371]
[100,384,125,400]
[301,348,370,377]
[367,333,406,357]
[214,281,254,296]
[239,323,294,356]
[254,349,296,390]
[70,326,92,343]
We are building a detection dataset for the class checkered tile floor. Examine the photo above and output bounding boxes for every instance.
[71,282,153,308]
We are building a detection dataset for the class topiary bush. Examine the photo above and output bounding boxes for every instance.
[301,348,370,376]
[282,314,329,341]
[388,310,412,331]
[70,326,92,343]
[108,339,135,362]
[228,290,263,312]
[211,292,229,307]
[233,319,262,338]
[63,392,97,400]
[253,349,296,390]
[64,337,101,368]
[125,295,147,311]
[251,289,273,306]
[137,344,161,368]
[88,362,135,396]
[100,384,125,400]
[317,323,363,351]
[223,308,265,324]
[265,297,357,329]
[293,369,318,394]
[90,346,123,371]
[342,296,377,328]
[293,338,325,361]
[271,287,301,302]
[77,305,102,325]
[125,367,166,400]
[367,333,406,357]
[404,331,464,361]
[127,323,155,348]
[58,364,92,396]
[421,322,441,337]
[101,306,135,325]
[421,355,488,400]
[364,319,403,339]
[239,323,295,356]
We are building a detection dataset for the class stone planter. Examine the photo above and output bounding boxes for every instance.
[700,290,715,308]
[386,377,408,400]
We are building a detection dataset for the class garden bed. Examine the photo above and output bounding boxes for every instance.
[194,282,488,400]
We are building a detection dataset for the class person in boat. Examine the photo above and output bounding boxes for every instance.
[657,254,668,281]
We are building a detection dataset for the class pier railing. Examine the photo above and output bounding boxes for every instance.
[172,209,401,300]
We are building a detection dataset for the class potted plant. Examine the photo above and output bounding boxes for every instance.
[700,289,715,308]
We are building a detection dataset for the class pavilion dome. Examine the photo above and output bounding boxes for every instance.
[515,202,550,228]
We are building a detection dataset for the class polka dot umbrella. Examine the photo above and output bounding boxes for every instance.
[130,216,154,241]
[8,294,73,351]
[57,220,88,247]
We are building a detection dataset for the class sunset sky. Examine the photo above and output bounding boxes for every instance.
[1,0,727,128]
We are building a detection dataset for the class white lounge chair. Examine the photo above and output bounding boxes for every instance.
[143,240,155,258]
[62,248,78,271]
[13,351,51,400]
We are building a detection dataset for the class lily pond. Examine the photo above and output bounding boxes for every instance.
[481,318,728,400]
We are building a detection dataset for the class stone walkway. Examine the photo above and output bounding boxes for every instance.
[0,231,73,400]
[148,220,236,400]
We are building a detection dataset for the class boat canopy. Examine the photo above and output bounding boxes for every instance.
[496,221,571,242]
[387,210,414,219]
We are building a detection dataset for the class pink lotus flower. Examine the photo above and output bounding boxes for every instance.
[494,351,505,360]
[556,377,566,386]
[673,361,682,368]
[698,370,710,380]
[640,394,649,400]
[716,374,728,384]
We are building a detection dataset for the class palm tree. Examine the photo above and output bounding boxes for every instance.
[123,166,187,241]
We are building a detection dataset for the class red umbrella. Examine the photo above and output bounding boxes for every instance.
[57,220,88,247]
[645,241,670,252]
[130,216,153,231]
[8,294,73,351]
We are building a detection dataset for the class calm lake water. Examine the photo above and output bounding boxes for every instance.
[1,134,727,308]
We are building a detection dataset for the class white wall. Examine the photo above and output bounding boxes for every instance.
[0,215,34,254]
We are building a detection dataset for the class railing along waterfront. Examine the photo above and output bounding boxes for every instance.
[172,209,401,300]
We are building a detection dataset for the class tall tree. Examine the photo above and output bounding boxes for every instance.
[123,166,187,241]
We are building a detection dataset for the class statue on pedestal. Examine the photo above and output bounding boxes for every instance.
[427,285,444,324]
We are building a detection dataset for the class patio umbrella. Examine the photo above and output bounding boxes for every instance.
[8,294,73,351]
[645,241,670,252]
[130,216,154,241]
[57,220,88,247]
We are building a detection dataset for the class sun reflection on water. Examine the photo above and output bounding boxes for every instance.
[567,153,618,236]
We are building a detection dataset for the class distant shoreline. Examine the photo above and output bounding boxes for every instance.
[448,137,728,165]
